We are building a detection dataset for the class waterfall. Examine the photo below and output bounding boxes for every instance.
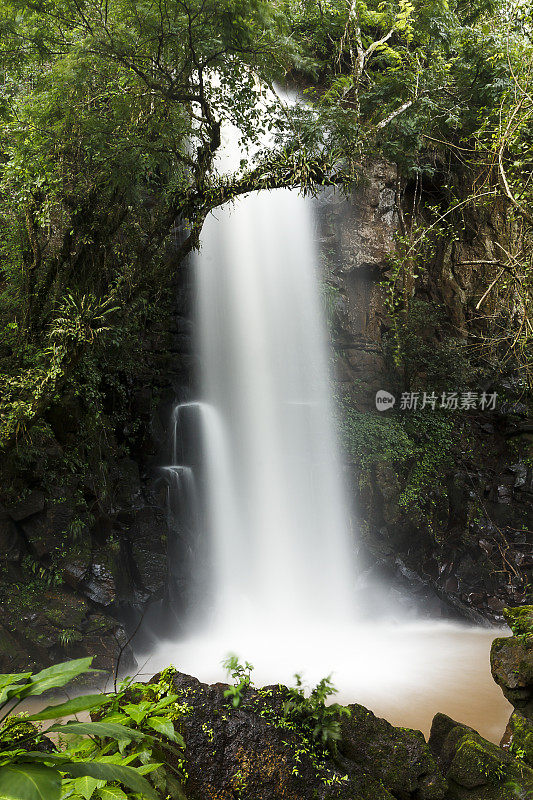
[154,164,359,677]
[197,185,354,628]
[159,89,355,635]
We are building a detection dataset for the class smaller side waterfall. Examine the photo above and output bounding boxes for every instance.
[161,466,199,534]
[161,404,206,615]
[163,400,243,621]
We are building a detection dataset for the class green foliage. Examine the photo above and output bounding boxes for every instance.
[340,395,458,529]
[397,409,456,517]
[337,294,474,528]
[221,658,350,786]
[503,606,533,638]
[21,558,63,590]
[339,399,416,477]
[0,659,189,800]
[222,655,254,708]
[282,674,350,750]
[0,0,528,544]
[0,0,323,463]
[504,784,533,800]
[383,299,473,394]
[284,0,512,172]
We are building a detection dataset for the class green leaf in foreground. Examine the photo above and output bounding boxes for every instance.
[0,764,61,800]
[60,762,159,800]
[0,675,32,693]
[72,774,104,800]
[95,787,127,800]
[145,717,182,745]
[25,696,110,722]
[47,722,147,742]
[17,659,96,699]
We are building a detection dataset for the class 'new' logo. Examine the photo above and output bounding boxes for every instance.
[375,390,396,411]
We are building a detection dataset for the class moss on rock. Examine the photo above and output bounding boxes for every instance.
[505,711,533,768]
[339,704,446,799]
[429,713,533,799]
[491,632,533,718]
[503,606,533,637]
[160,670,447,800]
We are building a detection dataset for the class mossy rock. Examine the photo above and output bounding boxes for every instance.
[505,711,533,768]
[503,606,533,637]
[491,634,533,717]
[446,732,533,799]
[339,703,446,799]
[161,671,444,800]
[429,713,533,799]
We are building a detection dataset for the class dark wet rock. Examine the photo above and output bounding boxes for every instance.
[7,490,46,521]
[0,507,20,560]
[491,608,533,719]
[375,463,402,525]
[500,401,530,416]
[46,396,82,446]
[81,563,116,606]
[160,670,445,800]
[132,386,153,416]
[395,556,427,586]
[63,559,91,591]
[509,463,527,488]
[20,497,76,557]
[127,506,168,596]
[429,713,533,799]
[339,703,447,799]
[73,612,136,676]
[486,596,505,614]
[112,458,141,507]
[497,483,513,504]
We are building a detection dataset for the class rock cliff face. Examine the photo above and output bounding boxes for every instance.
[316,161,532,624]
[0,263,196,673]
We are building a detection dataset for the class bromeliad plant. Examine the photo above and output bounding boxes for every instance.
[0,658,186,800]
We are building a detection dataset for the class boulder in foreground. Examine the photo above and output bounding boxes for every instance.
[162,670,446,800]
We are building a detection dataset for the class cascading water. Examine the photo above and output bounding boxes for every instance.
[148,97,511,743]
[197,186,354,628]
